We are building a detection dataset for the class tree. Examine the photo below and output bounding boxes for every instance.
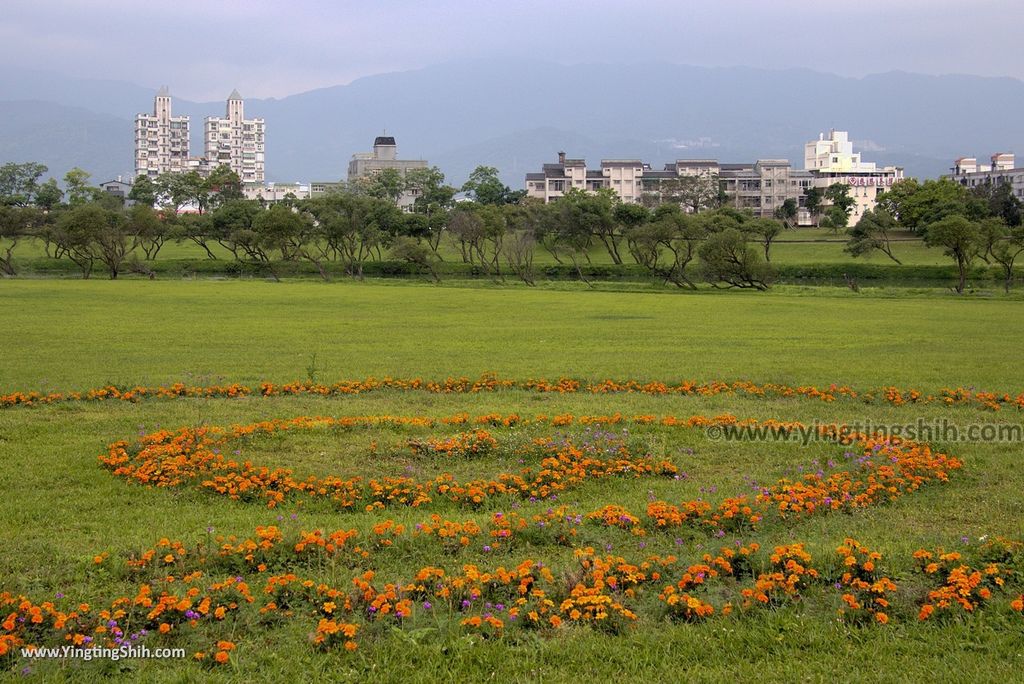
[34,179,63,210]
[990,224,1024,293]
[627,204,705,288]
[390,236,441,282]
[547,189,598,285]
[923,215,981,294]
[252,204,314,280]
[209,199,264,260]
[880,178,982,232]
[303,192,401,279]
[127,204,168,260]
[611,201,649,265]
[205,165,244,207]
[54,204,135,279]
[743,218,783,262]
[972,180,1023,227]
[128,175,158,207]
[803,186,824,226]
[0,205,46,275]
[773,198,798,228]
[677,174,721,213]
[698,228,773,290]
[64,168,99,206]
[845,208,902,264]
[0,162,48,206]
[461,166,514,205]
[362,168,405,205]
[821,183,855,231]
[406,166,456,257]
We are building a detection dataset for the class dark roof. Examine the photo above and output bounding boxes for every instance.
[674,160,720,167]
[525,173,545,181]
[541,163,567,178]
[641,170,678,179]
[600,160,643,167]
[719,163,751,171]
[585,171,604,179]
[374,136,397,146]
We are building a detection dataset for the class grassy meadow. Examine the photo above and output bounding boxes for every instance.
[2,279,1024,682]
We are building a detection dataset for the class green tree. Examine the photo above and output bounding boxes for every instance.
[362,168,405,205]
[626,204,705,288]
[390,236,441,283]
[461,166,513,205]
[127,204,167,260]
[923,215,981,294]
[34,178,64,210]
[803,186,824,226]
[821,183,855,231]
[0,205,46,275]
[0,162,48,206]
[128,175,158,207]
[205,165,244,206]
[698,228,773,290]
[971,180,1022,227]
[743,218,783,262]
[773,198,798,228]
[845,207,902,264]
[990,224,1024,293]
[64,168,99,206]
[54,203,135,279]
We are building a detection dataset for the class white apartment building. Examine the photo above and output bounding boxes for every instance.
[134,87,191,177]
[804,130,903,225]
[204,91,265,184]
[950,153,1024,200]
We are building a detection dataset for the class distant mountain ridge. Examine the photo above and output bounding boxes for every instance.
[1,61,1022,186]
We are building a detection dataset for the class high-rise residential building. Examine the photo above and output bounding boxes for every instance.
[134,87,191,177]
[203,91,265,184]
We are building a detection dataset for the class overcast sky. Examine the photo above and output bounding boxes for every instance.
[3,0,1021,100]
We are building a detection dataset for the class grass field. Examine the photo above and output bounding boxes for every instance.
[2,280,1023,682]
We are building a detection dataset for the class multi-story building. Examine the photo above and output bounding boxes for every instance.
[203,91,265,184]
[340,136,428,211]
[134,87,191,177]
[525,131,901,227]
[804,130,903,225]
[950,152,1024,200]
[526,153,813,222]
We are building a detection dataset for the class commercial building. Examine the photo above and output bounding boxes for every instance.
[203,90,265,184]
[950,152,1024,199]
[134,87,191,177]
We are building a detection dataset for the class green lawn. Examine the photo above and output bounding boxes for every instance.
[1,280,1023,682]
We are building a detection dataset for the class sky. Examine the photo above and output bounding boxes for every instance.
[3,0,1022,100]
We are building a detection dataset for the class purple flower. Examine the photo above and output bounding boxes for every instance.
[423,601,432,610]
[483,545,492,552]
[55,592,64,599]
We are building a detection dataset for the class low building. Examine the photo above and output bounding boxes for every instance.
[243,182,310,203]
[950,152,1024,200]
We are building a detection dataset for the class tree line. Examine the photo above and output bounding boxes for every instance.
[2,160,1022,292]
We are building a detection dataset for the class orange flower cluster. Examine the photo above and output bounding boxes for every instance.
[740,544,820,608]
[836,538,896,625]
[408,429,498,458]
[913,548,1008,620]
[586,505,643,531]
[100,415,678,510]
[6,374,1023,411]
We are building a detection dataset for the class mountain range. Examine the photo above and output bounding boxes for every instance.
[2,60,1022,187]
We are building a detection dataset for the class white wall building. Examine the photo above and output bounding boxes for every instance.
[344,136,428,211]
[204,90,265,184]
[804,130,903,225]
[134,87,191,177]
[950,153,1024,200]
